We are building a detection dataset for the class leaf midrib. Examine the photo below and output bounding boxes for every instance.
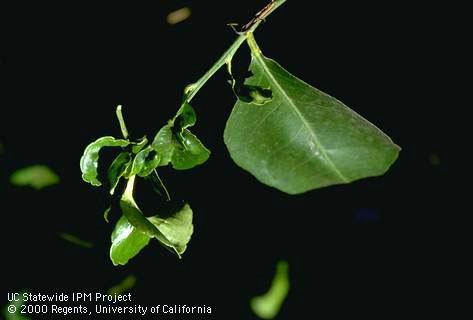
[253,54,349,183]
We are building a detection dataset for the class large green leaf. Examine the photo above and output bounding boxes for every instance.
[110,215,151,266]
[251,260,290,319]
[10,165,60,189]
[224,50,400,194]
[80,136,129,186]
[148,203,193,256]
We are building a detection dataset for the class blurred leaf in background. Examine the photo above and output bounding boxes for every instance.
[58,232,94,248]
[251,260,290,319]
[108,275,136,295]
[166,7,191,25]
[3,290,30,320]
[10,165,59,189]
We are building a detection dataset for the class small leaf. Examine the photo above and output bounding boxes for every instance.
[80,136,129,186]
[148,203,193,256]
[110,215,151,266]
[176,103,196,130]
[108,152,132,194]
[10,165,60,190]
[173,130,210,169]
[131,137,148,154]
[108,275,136,295]
[129,146,160,177]
[224,50,400,194]
[137,148,160,177]
[152,125,174,166]
[152,125,210,170]
[250,260,290,319]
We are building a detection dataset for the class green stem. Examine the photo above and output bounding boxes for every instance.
[124,174,136,199]
[246,32,262,56]
[116,105,129,140]
[184,0,287,105]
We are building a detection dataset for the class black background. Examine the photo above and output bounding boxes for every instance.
[0,0,458,318]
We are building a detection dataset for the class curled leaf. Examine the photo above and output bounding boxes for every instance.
[176,103,196,130]
[148,203,193,256]
[80,136,129,186]
[109,176,193,264]
[131,136,148,154]
[129,146,160,177]
[110,215,151,266]
[120,176,174,248]
[152,125,210,170]
[108,152,132,194]
[138,148,160,177]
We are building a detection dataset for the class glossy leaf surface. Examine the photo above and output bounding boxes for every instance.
[80,136,129,186]
[110,215,151,266]
[152,125,210,170]
[148,203,193,256]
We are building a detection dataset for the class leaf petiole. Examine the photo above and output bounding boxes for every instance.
[182,0,287,106]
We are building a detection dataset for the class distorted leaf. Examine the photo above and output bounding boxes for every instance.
[129,146,160,177]
[80,136,129,186]
[110,176,192,264]
[148,203,193,256]
[251,260,290,319]
[131,137,148,154]
[224,47,400,194]
[152,125,210,170]
[10,165,59,189]
[120,176,175,246]
[108,152,132,194]
[110,215,151,266]
[137,148,160,177]
[176,103,196,130]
